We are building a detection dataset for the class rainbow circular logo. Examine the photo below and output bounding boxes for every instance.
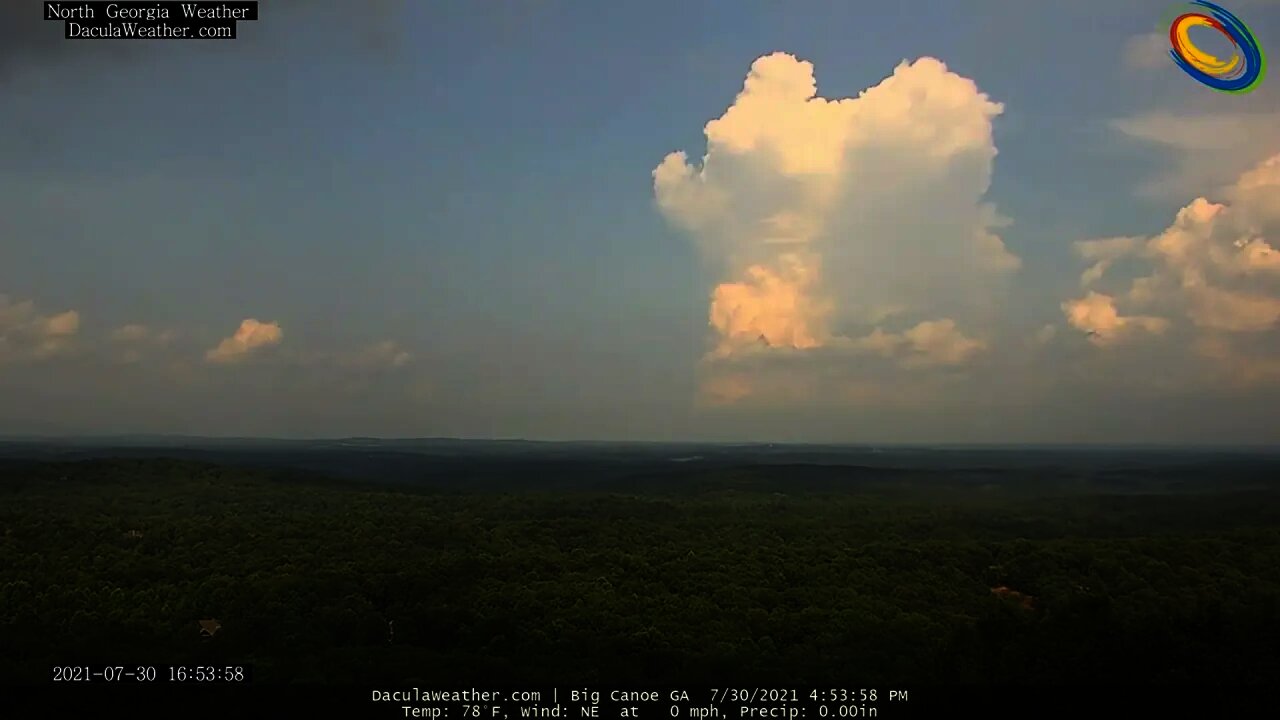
[1167,1,1266,93]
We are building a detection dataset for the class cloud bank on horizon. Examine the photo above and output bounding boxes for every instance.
[656,51,1280,411]
[1064,153,1280,383]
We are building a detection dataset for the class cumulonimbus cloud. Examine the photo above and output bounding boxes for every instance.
[205,318,283,364]
[653,52,1019,404]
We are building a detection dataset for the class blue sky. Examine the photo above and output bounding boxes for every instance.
[2,0,1279,443]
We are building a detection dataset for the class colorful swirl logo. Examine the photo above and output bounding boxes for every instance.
[1167,1,1266,93]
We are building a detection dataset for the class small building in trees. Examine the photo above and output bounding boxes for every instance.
[991,586,1035,610]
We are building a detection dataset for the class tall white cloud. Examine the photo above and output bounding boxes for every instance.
[653,53,1018,404]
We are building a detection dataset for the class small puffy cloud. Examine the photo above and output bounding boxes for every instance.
[205,318,283,364]
[1064,152,1280,379]
[0,295,80,361]
[655,53,1016,405]
[1061,292,1169,346]
[39,310,80,338]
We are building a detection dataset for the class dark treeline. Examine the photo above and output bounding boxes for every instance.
[2,455,1279,686]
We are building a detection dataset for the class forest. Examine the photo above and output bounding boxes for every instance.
[2,452,1279,691]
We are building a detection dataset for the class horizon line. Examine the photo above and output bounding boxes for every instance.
[0,433,1276,452]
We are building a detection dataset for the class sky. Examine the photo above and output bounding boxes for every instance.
[2,0,1279,444]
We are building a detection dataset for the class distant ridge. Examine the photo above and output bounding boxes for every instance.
[0,434,1276,453]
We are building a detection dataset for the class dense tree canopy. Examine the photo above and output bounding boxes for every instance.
[2,456,1278,686]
